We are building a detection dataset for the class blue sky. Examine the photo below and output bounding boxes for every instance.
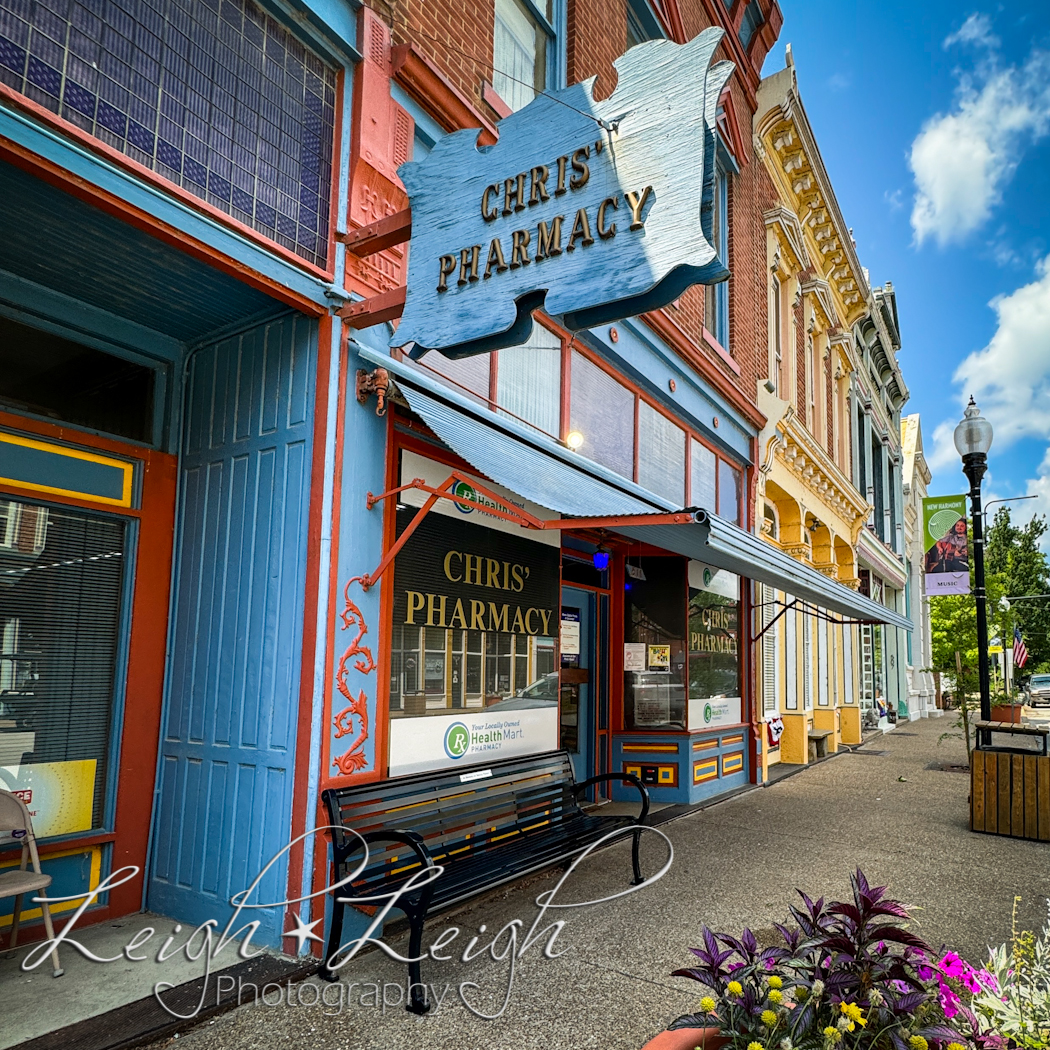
[770,2,1050,534]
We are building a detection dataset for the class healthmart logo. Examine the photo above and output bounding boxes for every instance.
[444,722,470,759]
[450,480,523,519]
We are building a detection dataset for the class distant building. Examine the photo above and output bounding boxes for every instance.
[901,415,937,718]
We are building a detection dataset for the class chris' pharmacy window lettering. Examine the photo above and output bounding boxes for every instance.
[389,509,559,718]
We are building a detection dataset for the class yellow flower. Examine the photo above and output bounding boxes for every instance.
[768,990,784,1004]
[946,1044,967,1050]
[796,986,810,1000]
[823,1027,842,1044]
[728,981,744,996]
[768,975,783,989]
[840,1002,867,1027]
[909,1038,928,1050]
[748,1043,764,1050]
[700,996,717,1014]
[761,1010,779,1026]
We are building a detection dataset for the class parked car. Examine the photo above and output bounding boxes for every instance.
[1027,674,1050,707]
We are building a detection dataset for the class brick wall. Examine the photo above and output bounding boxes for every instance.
[360,0,778,431]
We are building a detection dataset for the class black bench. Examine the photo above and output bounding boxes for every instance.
[320,749,649,1011]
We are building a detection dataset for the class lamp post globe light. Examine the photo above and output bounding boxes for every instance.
[954,396,994,728]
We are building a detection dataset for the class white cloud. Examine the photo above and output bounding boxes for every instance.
[952,257,1050,449]
[943,13,1000,51]
[908,25,1050,247]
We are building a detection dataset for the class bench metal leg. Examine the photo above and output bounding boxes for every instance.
[319,896,344,983]
[406,909,429,1014]
[631,827,644,885]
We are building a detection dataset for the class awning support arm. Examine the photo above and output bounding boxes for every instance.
[751,595,878,643]
[359,474,699,589]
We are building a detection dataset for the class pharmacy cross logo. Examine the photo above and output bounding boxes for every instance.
[452,481,476,514]
[444,722,471,759]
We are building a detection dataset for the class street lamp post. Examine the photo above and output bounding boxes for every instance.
[954,397,994,735]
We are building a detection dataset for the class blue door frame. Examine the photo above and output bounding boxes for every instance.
[561,586,596,788]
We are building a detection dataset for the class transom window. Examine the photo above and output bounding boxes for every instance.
[0,0,337,266]
[411,321,746,524]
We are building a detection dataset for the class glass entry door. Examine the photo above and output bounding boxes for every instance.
[560,586,595,785]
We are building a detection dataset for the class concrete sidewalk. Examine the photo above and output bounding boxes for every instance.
[139,719,1048,1050]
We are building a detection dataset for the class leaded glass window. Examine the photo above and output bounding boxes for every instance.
[0,0,337,266]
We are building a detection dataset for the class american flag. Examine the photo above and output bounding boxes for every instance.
[1014,626,1029,669]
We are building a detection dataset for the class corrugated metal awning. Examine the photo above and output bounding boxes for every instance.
[358,343,911,631]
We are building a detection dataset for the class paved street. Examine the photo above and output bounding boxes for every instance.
[147,718,1050,1050]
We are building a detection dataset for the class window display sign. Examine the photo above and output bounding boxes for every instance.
[623,643,646,671]
[687,560,741,731]
[388,708,557,777]
[392,30,733,360]
[922,495,970,595]
[0,759,96,839]
[647,644,671,670]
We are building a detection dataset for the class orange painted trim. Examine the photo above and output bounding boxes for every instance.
[284,314,334,953]
[375,410,397,780]
[390,43,499,145]
[0,90,330,313]
[642,309,766,430]
[0,830,116,864]
[325,67,346,275]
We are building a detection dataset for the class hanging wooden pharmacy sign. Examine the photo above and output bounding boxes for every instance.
[392,29,734,360]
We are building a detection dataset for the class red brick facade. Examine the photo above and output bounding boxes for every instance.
[358,0,782,440]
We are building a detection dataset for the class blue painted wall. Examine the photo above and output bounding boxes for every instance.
[148,312,316,944]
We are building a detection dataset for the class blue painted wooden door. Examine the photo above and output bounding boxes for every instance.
[148,313,316,944]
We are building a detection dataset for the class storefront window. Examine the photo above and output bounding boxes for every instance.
[687,563,741,727]
[0,497,127,836]
[624,556,687,730]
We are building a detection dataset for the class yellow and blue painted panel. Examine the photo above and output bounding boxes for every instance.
[0,845,102,928]
[0,431,134,507]
[613,728,750,804]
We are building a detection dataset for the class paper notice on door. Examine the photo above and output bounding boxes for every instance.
[560,612,581,655]
[623,643,646,671]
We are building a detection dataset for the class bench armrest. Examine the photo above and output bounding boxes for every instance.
[573,773,650,824]
[333,828,436,873]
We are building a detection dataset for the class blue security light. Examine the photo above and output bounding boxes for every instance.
[593,547,611,571]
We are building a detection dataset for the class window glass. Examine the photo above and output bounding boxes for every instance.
[690,439,716,510]
[770,275,782,395]
[569,352,635,481]
[704,170,729,348]
[638,402,685,505]
[0,497,127,835]
[417,351,491,405]
[718,460,742,524]
[497,325,561,436]
[0,316,155,444]
[688,562,741,714]
[0,0,337,265]
[493,0,547,112]
[738,0,765,50]
[624,556,686,730]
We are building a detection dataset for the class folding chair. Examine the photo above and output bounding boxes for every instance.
[0,789,64,976]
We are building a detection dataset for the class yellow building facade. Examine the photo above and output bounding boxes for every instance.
[753,53,878,770]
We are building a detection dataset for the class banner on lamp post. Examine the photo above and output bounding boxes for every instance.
[922,495,970,595]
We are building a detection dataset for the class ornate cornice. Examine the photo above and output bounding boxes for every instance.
[774,410,869,536]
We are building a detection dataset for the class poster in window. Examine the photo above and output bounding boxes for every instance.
[647,644,671,671]
[0,759,96,840]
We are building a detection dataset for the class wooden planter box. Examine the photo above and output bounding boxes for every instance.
[971,748,1050,840]
[991,703,1025,724]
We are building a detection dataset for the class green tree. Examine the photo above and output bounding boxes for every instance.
[985,507,1050,675]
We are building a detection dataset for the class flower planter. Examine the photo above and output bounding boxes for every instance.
[640,1026,727,1050]
[991,703,1024,724]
